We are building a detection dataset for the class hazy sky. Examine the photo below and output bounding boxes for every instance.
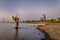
[0,0,60,21]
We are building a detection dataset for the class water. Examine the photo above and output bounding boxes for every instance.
[0,23,50,40]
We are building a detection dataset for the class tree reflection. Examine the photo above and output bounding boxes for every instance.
[14,29,18,40]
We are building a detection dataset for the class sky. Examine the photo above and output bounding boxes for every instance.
[0,0,60,21]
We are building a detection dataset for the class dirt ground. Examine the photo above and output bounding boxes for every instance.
[38,23,60,40]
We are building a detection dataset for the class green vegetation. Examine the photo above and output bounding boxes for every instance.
[22,20,41,24]
[22,19,60,23]
[47,19,60,23]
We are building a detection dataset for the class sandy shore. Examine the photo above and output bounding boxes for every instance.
[19,23,46,26]
[37,23,60,40]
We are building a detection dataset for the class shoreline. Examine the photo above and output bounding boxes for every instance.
[37,23,60,40]
[0,23,60,40]
[36,27,51,40]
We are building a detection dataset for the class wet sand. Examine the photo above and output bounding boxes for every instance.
[37,23,60,40]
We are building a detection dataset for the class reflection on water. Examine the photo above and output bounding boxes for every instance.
[14,29,18,40]
[0,23,50,40]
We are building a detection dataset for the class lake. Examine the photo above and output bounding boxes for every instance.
[0,23,50,40]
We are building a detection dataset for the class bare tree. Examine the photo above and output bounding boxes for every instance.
[12,15,19,29]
